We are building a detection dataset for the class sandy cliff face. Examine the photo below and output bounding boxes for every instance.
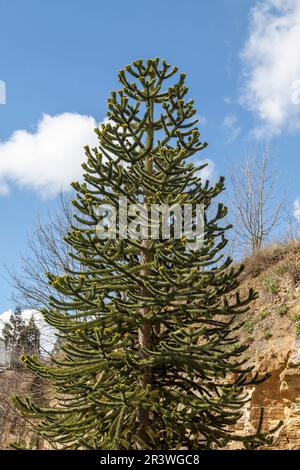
[232,339,300,449]
[230,245,300,449]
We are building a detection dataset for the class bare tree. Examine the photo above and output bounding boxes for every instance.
[5,193,78,309]
[228,145,285,255]
[283,202,300,244]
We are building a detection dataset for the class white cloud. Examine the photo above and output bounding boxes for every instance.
[221,113,242,143]
[293,198,300,221]
[0,112,215,198]
[240,0,300,137]
[0,309,56,354]
[196,159,216,183]
[0,113,99,198]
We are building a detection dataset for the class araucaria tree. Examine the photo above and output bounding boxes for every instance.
[13,59,275,449]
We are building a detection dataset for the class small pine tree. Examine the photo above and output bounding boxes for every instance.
[20,315,40,357]
[2,309,40,368]
[2,307,25,368]
[13,59,278,449]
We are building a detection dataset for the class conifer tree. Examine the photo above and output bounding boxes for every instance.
[20,315,41,357]
[13,59,278,449]
[2,307,25,368]
[2,309,40,368]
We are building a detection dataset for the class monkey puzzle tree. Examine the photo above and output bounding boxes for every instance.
[13,59,276,450]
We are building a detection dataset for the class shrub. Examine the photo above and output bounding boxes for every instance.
[244,319,254,334]
[277,304,288,317]
[258,310,270,321]
[289,312,300,323]
[262,276,279,295]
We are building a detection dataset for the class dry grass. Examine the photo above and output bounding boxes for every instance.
[234,239,300,359]
[239,240,300,282]
[0,370,48,449]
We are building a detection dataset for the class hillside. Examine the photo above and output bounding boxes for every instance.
[0,370,48,449]
[230,241,300,449]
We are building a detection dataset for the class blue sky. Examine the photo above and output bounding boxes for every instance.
[1,0,300,312]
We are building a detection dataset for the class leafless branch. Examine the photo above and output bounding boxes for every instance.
[4,192,79,309]
[227,144,285,256]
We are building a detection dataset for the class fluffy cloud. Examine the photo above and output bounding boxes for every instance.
[293,199,300,221]
[197,159,216,182]
[0,309,56,354]
[0,112,216,197]
[0,113,99,198]
[240,0,300,137]
[221,113,242,143]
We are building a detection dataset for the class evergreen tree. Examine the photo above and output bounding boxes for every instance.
[20,315,41,357]
[13,59,278,449]
[2,309,40,368]
[2,306,24,346]
[2,306,25,368]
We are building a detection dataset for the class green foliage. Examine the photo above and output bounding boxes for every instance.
[262,276,279,295]
[258,310,270,321]
[295,322,300,337]
[243,319,255,334]
[245,335,254,344]
[12,59,275,450]
[289,312,300,323]
[277,304,288,317]
[2,308,40,369]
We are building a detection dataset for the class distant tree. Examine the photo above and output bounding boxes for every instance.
[2,308,40,368]
[228,145,285,255]
[2,307,25,368]
[20,316,40,357]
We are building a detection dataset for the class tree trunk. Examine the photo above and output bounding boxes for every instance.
[137,96,155,447]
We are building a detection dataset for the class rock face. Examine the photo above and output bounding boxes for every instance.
[228,244,300,449]
[232,337,300,449]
